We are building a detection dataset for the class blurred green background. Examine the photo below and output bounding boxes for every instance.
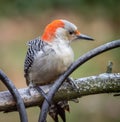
[0,0,120,122]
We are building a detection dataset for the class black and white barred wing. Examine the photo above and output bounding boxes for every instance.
[24,37,46,76]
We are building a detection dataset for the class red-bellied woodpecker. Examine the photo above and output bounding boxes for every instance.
[24,19,94,122]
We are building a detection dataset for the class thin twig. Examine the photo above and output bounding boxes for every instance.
[0,70,28,122]
[39,40,120,122]
[106,61,113,73]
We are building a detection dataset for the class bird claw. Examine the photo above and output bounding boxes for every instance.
[66,77,79,91]
[28,83,38,96]
[70,98,79,103]
[66,78,79,103]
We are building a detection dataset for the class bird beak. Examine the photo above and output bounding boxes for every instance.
[76,33,94,41]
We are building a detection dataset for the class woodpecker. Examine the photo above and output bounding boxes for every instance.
[24,19,94,122]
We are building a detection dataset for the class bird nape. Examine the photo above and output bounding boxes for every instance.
[24,19,94,122]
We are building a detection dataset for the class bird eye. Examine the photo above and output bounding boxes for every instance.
[69,31,74,35]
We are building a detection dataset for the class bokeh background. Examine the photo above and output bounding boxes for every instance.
[0,0,120,122]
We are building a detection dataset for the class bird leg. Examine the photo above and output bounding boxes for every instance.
[35,86,51,105]
[28,82,51,105]
[66,77,79,91]
[66,77,79,103]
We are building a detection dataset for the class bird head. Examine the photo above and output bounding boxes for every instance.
[41,19,94,43]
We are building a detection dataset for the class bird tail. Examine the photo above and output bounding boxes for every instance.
[49,101,69,122]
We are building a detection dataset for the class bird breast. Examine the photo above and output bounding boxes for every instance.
[52,43,74,73]
[29,42,74,85]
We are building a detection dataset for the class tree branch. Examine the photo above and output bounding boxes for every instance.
[0,73,120,112]
[39,39,120,122]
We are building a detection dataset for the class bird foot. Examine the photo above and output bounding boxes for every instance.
[66,77,80,103]
[28,82,51,105]
[28,83,38,96]
[66,77,79,91]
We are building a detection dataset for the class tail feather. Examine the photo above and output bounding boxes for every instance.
[56,105,66,122]
[49,101,69,122]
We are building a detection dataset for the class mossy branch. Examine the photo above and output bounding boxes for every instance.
[0,73,119,112]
